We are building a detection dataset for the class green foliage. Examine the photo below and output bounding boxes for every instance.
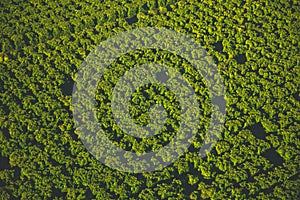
[0,0,299,199]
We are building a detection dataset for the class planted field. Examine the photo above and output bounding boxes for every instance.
[0,0,299,199]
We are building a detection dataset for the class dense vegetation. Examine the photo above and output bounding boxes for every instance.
[0,0,299,199]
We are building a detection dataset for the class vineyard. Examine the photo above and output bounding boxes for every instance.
[0,0,299,199]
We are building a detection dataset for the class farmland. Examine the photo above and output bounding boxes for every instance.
[0,0,299,199]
